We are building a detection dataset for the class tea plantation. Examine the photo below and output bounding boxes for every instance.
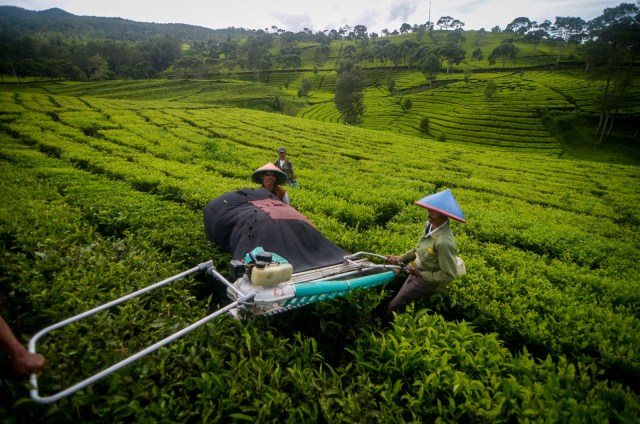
[0,75,638,422]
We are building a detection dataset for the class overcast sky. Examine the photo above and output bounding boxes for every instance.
[2,0,626,33]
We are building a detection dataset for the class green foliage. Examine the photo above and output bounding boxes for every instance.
[334,60,366,125]
[484,80,497,101]
[2,4,631,82]
[401,96,413,111]
[419,116,430,134]
[297,78,313,97]
[0,78,639,422]
[386,78,395,94]
[488,39,520,68]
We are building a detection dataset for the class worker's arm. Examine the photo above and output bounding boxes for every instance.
[0,315,46,374]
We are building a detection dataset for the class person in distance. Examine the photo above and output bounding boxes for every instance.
[273,147,298,187]
[252,162,290,205]
[0,314,46,375]
[382,189,466,322]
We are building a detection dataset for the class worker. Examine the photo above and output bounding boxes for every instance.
[252,162,290,204]
[0,315,46,374]
[273,147,298,187]
[383,189,466,322]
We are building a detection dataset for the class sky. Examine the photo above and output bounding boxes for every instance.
[1,0,628,33]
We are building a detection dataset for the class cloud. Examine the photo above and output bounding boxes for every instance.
[2,0,627,33]
[388,0,422,22]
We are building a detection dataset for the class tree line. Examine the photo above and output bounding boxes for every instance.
[1,3,637,136]
[0,4,636,81]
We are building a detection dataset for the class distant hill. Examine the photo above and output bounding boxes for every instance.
[0,5,253,42]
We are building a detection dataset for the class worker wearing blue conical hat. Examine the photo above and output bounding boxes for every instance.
[382,189,465,322]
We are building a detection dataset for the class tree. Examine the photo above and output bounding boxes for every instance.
[223,60,236,74]
[399,39,420,66]
[471,48,483,61]
[523,28,549,44]
[386,78,395,94]
[437,16,455,30]
[353,25,368,41]
[419,116,430,134]
[173,56,203,79]
[342,45,357,59]
[550,16,587,67]
[313,45,329,67]
[132,61,154,79]
[382,43,402,68]
[506,17,533,38]
[412,45,439,84]
[437,42,466,73]
[217,39,237,58]
[446,31,466,45]
[484,80,497,101]
[298,77,313,97]
[488,39,519,69]
[142,36,181,72]
[400,23,412,34]
[401,96,412,111]
[585,2,640,142]
[464,69,471,84]
[334,60,366,125]
[246,36,272,80]
[277,53,301,70]
[451,19,465,31]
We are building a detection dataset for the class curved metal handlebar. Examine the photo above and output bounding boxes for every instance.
[28,260,247,404]
[27,251,404,403]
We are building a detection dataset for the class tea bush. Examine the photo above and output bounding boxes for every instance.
[0,80,638,422]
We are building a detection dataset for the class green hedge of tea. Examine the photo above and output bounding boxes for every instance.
[0,82,638,422]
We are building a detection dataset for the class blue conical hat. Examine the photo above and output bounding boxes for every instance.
[414,189,466,223]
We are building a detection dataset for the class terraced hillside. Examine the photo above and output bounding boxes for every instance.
[0,82,639,422]
[298,68,640,154]
[10,65,637,157]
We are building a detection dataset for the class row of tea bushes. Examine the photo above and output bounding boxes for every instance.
[2,137,637,421]
[1,81,638,421]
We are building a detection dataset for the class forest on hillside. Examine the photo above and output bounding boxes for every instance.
[0,3,638,82]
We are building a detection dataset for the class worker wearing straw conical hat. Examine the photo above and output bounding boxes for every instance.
[382,189,466,322]
[252,162,290,204]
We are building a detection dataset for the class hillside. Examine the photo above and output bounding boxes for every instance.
[0,81,639,421]
[0,5,614,79]
[0,5,249,42]
[4,4,637,158]
[6,70,638,161]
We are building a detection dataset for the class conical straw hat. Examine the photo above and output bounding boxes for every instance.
[414,189,466,223]
[251,162,287,185]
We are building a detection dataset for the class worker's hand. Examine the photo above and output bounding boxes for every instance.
[386,255,403,264]
[12,350,46,374]
[406,266,422,277]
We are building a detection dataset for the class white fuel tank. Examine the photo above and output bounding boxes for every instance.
[250,262,293,287]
